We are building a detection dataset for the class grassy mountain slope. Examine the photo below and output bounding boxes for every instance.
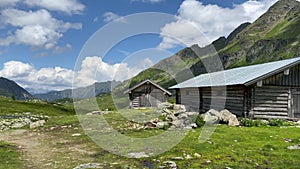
[113,0,300,96]
[0,77,33,100]
[220,0,300,68]
[35,81,121,101]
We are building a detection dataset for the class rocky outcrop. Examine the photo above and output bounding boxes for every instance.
[0,112,49,131]
[201,109,240,126]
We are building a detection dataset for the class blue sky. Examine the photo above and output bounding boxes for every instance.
[0,0,279,93]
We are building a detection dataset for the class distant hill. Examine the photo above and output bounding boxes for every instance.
[112,0,300,94]
[34,81,121,101]
[0,77,33,100]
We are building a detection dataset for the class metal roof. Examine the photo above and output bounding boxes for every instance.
[170,57,300,89]
[124,79,172,95]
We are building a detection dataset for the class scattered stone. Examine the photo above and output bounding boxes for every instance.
[127,152,149,158]
[185,154,193,159]
[171,156,184,160]
[194,153,202,158]
[156,122,169,129]
[158,102,173,110]
[287,144,300,150]
[283,138,292,143]
[72,133,82,137]
[29,120,46,129]
[162,161,177,168]
[73,163,101,169]
[190,123,197,128]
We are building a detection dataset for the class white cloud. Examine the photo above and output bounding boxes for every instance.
[158,0,277,49]
[23,0,85,15]
[103,12,127,23]
[0,0,20,7]
[0,8,82,50]
[0,57,151,93]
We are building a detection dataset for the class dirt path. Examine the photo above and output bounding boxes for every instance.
[0,129,95,169]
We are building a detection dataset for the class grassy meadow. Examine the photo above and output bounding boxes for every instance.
[0,96,300,168]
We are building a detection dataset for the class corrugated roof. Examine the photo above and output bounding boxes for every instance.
[170,57,300,89]
[124,79,172,95]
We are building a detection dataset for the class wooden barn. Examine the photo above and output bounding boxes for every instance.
[125,79,172,108]
[170,57,300,119]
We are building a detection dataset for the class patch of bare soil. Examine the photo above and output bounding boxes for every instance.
[0,129,95,169]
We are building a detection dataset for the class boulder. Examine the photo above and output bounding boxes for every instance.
[220,109,239,126]
[201,109,239,126]
[173,104,186,111]
[156,122,169,129]
[201,109,220,124]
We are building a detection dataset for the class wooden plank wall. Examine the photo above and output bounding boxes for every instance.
[263,64,300,87]
[251,86,290,119]
[201,86,245,116]
[180,88,200,111]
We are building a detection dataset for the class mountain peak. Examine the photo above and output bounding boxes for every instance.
[0,77,33,100]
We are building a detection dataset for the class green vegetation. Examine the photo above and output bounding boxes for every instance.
[0,142,21,169]
[1,96,300,168]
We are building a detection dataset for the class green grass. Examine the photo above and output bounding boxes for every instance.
[2,97,300,168]
[0,142,21,169]
[0,96,74,116]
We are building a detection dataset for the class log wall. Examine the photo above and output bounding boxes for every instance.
[201,86,245,116]
[250,86,290,119]
[179,88,200,111]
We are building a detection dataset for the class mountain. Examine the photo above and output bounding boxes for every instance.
[112,0,300,94]
[0,77,33,100]
[35,80,121,101]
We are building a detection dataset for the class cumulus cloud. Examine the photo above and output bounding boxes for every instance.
[0,8,82,50]
[103,12,127,23]
[0,57,151,93]
[158,0,277,49]
[23,0,85,15]
[0,0,20,7]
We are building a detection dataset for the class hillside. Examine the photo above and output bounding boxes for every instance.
[113,0,300,94]
[35,80,121,101]
[0,77,33,100]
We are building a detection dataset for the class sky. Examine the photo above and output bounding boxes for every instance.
[0,0,279,94]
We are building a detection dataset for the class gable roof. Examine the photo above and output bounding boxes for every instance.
[124,79,172,95]
[170,57,300,89]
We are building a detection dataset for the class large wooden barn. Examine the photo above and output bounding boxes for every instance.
[170,57,300,119]
[125,79,172,108]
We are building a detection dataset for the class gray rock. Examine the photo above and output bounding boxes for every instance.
[156,122,168,129]
[163,161,177,168]
[127,152,149,158]
[177,113,188,119]
[29,120,46,129]
[158,102,173,110]
[220,109,239,126]
[73,163,101,169]
[190,123,197,128]
[173,104,186,111]
[287,144,300,150]
[186,112,198,117]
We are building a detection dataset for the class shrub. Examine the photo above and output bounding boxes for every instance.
[268,119,285,126]
[239,118,268,127]
[195,115,205,127]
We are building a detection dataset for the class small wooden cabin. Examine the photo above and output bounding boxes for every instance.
[170,57,300,119]
[125,79,172,108]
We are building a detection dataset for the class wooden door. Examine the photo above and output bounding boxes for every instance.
[292,89,300,118]
[140,94,146,107]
